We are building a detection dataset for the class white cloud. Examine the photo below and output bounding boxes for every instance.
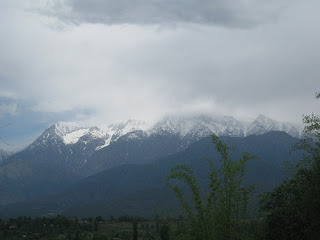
[0,0,319,127]
[0,103,18,118]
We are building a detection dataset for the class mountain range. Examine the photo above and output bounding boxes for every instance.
[0,114,303,211]
[0,131,302,218]
[7,114,302,173]
[37,114,302,153]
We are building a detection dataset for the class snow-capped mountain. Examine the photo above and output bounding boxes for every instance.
[96,119,150,150]
[26,114,302,163]
[39,115,302,170]
[149,114,302,139]
[246,114,301,137]
[31,120,150,149]
[0,114,303,205]
[151,115,246,139]
[4,114,303,176]
[32,114,301,151]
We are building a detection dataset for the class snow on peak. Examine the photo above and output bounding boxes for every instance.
[49,122,107,145]
[40,114,303,151]
[63,128,90,144]
[245,114,303,137]
[87,127,106,139]
[254,114,276,124]
[149,114,244,138]
[107,119,150,133]
[53,122,80,137]
[95,119,151,150]
[147,114,303,139]
[62,126,108,145]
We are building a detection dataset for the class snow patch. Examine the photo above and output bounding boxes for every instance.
[63,128,90,144]
[54,122,80,137]
[96,136,113,151]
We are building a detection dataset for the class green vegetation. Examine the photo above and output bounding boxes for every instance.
[260,93,320,239]
[165,135,257,240]
[163,92,320,239]
[0,215,267,240]
[0,215,162,240]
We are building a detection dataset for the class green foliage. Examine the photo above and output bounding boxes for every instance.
[165,135,256,240]
[160,223,170,240]
[0,215,266,240]
[261,93,320,239]
[132,220,138,240]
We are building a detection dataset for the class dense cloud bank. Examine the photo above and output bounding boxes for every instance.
[49,0,288,28]
[0,0,319,149]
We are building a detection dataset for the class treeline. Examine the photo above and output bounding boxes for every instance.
[0,214,266,240]
[0,215,102,239]
[0,215,147,240]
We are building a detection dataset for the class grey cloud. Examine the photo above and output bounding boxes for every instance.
[0,0,319,129]
[50,0,288,28]
[0,103,18,118]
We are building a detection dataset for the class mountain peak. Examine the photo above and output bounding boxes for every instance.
[27,113,303,153]
[223,115,237,121]
[255,114,272,121]
[53,122,80,138]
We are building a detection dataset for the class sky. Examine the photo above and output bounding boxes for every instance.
[0,0,319,151]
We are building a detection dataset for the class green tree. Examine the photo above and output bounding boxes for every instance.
[165,135,256,240]
[160,223,170,240]
[132,219,138,240]
[260,93,320,239]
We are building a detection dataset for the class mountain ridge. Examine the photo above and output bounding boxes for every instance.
[39,114,303,150]
[0,114,303,205]
[0,131,302,218]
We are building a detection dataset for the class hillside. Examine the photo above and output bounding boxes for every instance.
[0,114,302,205]
[0,131,301,218]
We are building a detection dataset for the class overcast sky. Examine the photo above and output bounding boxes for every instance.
[0,0,319,150]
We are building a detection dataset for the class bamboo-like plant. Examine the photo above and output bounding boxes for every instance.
[165,135,256,240]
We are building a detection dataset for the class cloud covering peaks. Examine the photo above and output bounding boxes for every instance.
[0,0,319,150]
